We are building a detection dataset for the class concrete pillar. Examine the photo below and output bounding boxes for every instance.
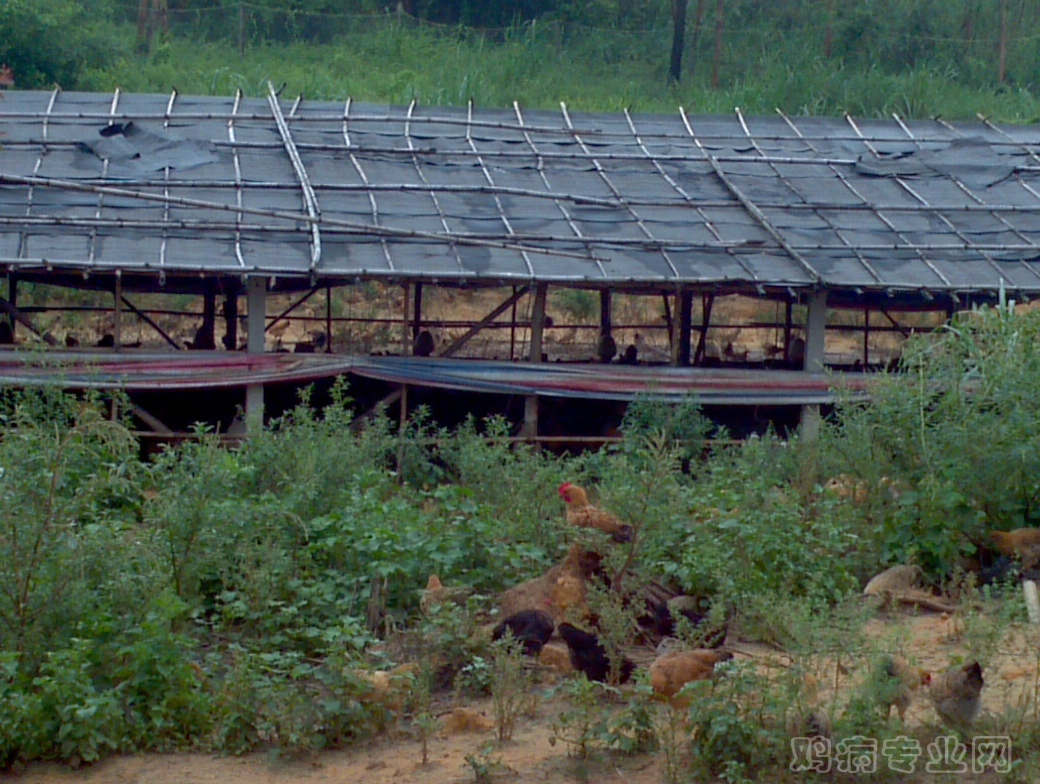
[245,276,267,434]
[800,288,827,441]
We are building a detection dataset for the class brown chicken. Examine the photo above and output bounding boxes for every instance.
[790,673,832,740]
[929,661,984,730]
[991,528,1040,557]
[649,649,733,709]
[558,482,634,543]
[873,655,932,721]
[420,574,471,615]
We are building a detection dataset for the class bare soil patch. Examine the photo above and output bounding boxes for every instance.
[17,611,1038,784]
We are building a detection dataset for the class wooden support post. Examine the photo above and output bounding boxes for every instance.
[662,294,675,361]
[694,294,713,365]
[223,285,239,350]
[412,283,423,340]
[522,283,548,441]
[245,276,267,435]
[7,275,15,339]
[800,288,828,441]
[863,307,870,366]
[401,282,411,356]
[113,274,122,354]
[510,286,518,361]
[678,290,693,366]
[783,299,793,360]
[325,285,332,352]
[599,290,612,338]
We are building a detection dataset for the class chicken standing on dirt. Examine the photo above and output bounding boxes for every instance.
[929,661,984,731]
[649,649,733,709]
[873,655,931,721]
[558,482,633,543]
[558,622,635,684]
[492,610,555,657]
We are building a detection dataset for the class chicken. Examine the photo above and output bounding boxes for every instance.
[420,574,471,615]
[929,661,984,731]
[787,673,832,740]
[557,622,635,684]
[873,655,931,721]
[991,528,1040,558]
[492,610,555,657]
[648,594,723,644]
[649,649,733,709]
[354,662,420,714]
[498,543,604,621]
[558,482,634,543]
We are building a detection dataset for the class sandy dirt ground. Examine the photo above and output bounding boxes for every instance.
[16,610,1039,784]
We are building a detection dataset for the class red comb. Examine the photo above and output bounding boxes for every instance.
[558,482,572,495]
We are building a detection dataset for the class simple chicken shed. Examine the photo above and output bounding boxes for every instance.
[2,88,1040,440]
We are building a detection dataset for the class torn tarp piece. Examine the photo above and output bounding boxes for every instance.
[854,137,1016,189]
[79,122,221,177]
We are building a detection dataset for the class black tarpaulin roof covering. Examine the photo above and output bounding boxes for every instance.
[4,87,1040,300]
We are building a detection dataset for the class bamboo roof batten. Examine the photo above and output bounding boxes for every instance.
[6,90,1040,300]
[343,97,395,272]
[227,90,247,269]
[86,89,121,269]
[1,174,594,261]
[465,99,535,279]
[16,87,60,263]
[560,101,679,280]
[403,100,465,275]
[626,107,762,284]
[158,89,179,273]
[513,101,608,281]
[926,116,1040,287]
[777,107,881,284]
[267,84,321,272]
[843,114,955,290]
[679,107,817,285]
[888,114,1014,288]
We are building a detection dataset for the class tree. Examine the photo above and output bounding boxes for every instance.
[668,0,687,84]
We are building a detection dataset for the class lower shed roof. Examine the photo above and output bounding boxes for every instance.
[4,87,1040,304]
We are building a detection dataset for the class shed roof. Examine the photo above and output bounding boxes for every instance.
[4,87,1040,302]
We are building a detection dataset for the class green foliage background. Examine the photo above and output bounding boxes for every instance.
[4,1,1040,120]
[0,306,1035,764]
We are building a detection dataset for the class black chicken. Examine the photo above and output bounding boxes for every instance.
[492,610,555,657]
[558,622,635,684]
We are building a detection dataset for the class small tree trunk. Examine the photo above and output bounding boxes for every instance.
[238,2,246,55]
[688,0,707,78]
[711,0,725,90]
[823,0,835,58]
[668,0,688,84]
[136,0,151,48]
[998,0,1008,84]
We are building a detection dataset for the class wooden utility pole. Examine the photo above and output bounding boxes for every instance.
[668,0,688,84]
[712,0,725,89]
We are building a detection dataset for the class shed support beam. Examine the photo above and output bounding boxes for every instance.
[599,290,612,338]
[0,295,56,346]
[412,283,423,340]
[245,276,267,435]
[113,275,122,354]
[7,276,16,339]
[800,288,827,441]
[694,294,713,365]
[678,290,693,366]
[522,283,548,441]
[223,285,239,350]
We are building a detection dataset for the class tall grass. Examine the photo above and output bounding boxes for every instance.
[73,16,1040,121]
